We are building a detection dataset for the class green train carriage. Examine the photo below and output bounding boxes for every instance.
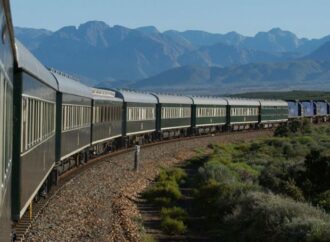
[259,99,288,128]
[91,88,123,154]
[151,93,193,138]
[191,96,228,134]
[112,89,158,145]
[225,98,260,130]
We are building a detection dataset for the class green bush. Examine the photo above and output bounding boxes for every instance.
[221,192,330,242]
[305,149,330,193]
[194,179,254,222]
[301,118,312,134]
[161,207,188,222]
[316,190,330,212]
[281,179,305,202]
[143,168,187,206]
[289,119,302,133]
[274,124,289,137]
[198,162,237,184]
[161,216,187,235]
[143,180,182,206]
[156,168,187,184]
[228,162,259,184]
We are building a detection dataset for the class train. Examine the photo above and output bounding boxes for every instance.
[1,1,330,241]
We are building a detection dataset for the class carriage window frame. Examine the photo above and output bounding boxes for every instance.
[21,95,56,154]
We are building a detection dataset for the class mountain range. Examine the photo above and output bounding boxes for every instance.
[15,22,330,94]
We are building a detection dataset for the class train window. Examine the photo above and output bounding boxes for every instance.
[197,107,226,118]
[62,104,90,131]
[21,96,56,153]
[127,106,155,121]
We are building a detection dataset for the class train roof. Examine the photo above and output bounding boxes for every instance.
[91,88,123,102]
[111,89,158,104]
[259,99,288,107]
[50,69,92,98]
[151,93,193,104]
[15,40,58,90]
[190,96,227,105]
[224,98,260,106]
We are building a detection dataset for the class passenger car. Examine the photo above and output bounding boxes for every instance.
[152,93,193,138]
[13,41,57,221]
[225,98,260,130]
[190,96,227,134]
[91,88,123,154]
[51,69,92,174]
[112,89,157,145]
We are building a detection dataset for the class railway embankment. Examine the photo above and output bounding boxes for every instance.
[25,130,271,241]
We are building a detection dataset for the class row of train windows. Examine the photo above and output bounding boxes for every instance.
[62,105,91,131]
[127,107,155,121]
[0,72,12,192]
[162,107,191,119]
[197,107,226,118]
[230,107,259,116]
[21,96,55,153]
[93,105,121,124]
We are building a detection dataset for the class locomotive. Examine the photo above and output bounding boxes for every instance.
[1,1,330,241]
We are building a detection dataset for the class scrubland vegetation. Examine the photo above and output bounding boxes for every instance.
[143,120,330,241]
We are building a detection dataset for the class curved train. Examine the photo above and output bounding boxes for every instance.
[1,1,330,241]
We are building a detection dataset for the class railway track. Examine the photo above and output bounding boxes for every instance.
[13,129,273,241]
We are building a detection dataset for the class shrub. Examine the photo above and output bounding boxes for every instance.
[228,162,259,184]
[194,179,253,222]
[305,149,330,193]
[143,180,182,206]
[259,163,287,193]
[274,124,289,137]
[221,192,330,242]
[161,207,188,222]
[281,179,305,202]
[301,118,312,134]
[289,120,302,133]
[161,216,187,235]
[316,190,330,212]
[166,168,187,183]
[198,162,237,184]
[156,168,187,184]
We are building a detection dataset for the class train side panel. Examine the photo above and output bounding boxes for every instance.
[125,102,156,136]
[60,94,91,160]
[159,103,191,130]
[13,71,57,220]
[301,101,314,117]
[0,1,14,239]
[92,99,122,145]
[229,105,259,124]
[13,41,58,221]
[195,104,227,127]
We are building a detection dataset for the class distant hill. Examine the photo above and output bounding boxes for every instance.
[25,21,196,81]
[14,27,52,50]
[129,60,330,94]
[306,41,330,61]
[178,42,299,67]
[164,28,330,55]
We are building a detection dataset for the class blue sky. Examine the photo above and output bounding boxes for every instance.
[11,0,330,38]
